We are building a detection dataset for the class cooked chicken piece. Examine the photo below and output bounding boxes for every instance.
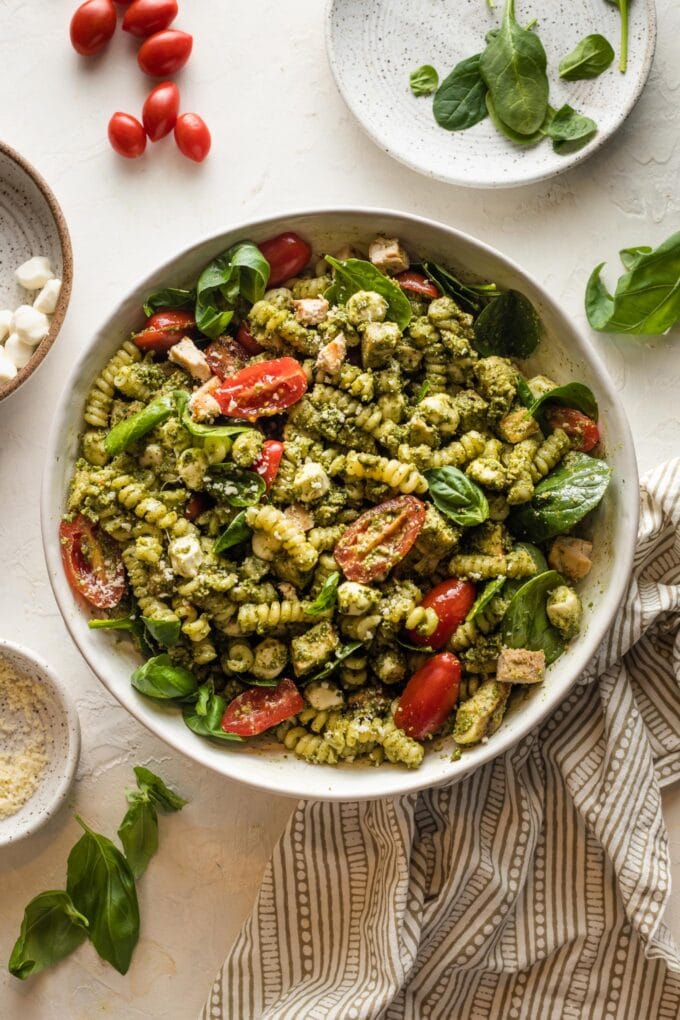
[496,647,546,685]
[315,334,347,374]
[188,376,221,421]
[368,236,409,275]
[293,297,330,326]
[169,337,212,382]
[548,536,593,582]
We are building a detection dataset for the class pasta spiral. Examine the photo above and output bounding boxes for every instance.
[84,341,141,428]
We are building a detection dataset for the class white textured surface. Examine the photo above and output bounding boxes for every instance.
[0,1,678,1017]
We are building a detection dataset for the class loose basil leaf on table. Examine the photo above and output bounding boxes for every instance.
[619,245,653,271]
[131,654,198,700]
[117,798,158,881]
[432,54,488,132]
[324,256,413,331]
[305,571,340,616]
[410,64,439,96]
[133,766,187,812]
[547,105,597,155]
[559,33,615,80]
[204,464,266,507]
[214,510,251,554]
[485,94,548,147]
[501,569,565,664]
[174,391,254,440]
[104,393,176,456]
[479,0,549,136]
[8,891,89,980]
[182,683,245,741]
[529,382,599,422]
[195,241,270,339]
[142,287,195,317]
[473,289,541,358]
[466,576,506,621]
[420,260,498,316]
[509,452,611,542]
[425,466,489,527]
[304,641,364,684]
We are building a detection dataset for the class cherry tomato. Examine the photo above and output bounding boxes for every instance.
[142,81,180,141]
[70,0,117,56]
[221,678,304,737]
[185,493,209,521]
[204,336,248,380]
[132,309,195,353]
[395,652,462,740]
[213,357,308,421]
[59,516,125,610]
[406,578,477,649]
[394,271,440,300]
[174,113,211,163]
[334,495,426,584]
[545,407,600,452]
[137,29,193,76]
[236,322,264,356]
[122,0,178,37]
[253,440,284,490]
[108,113,147,159]
[258,232,312,287]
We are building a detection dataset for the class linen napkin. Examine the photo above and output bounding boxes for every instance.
[204,459,680,1020]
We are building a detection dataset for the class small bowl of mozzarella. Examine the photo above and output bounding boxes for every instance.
[0,141,72,400]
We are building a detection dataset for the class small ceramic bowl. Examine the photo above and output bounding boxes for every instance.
[0,640,80,847]
[0,142,73,401]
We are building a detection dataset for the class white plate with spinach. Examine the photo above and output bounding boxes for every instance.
[326,0,656,188]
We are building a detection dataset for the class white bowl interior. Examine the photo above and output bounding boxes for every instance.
[41,209,638,801]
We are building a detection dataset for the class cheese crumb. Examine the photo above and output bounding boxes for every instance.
[0,657,49,819]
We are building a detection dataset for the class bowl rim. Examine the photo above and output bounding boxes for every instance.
[40,206,639,801]
[0,140,73,401]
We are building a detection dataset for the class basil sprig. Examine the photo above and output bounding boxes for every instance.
[529,382,598,423]
[131,654,198,700]
[425,466,489,527]
[559,34,615,80]
[214,509,251,554]
[8,891,89,980]
[305,571,340,617]
[117,768,187,880]
[104,393,176,456]
[324,256,413,330]
[509,452,611,542]
[501,569,565,664]
[420,260,498,316]
[473,289,541,358]
[89,614,179,652]
[182,682,245,742]
[143,287,195,317]
[195,241,270,339]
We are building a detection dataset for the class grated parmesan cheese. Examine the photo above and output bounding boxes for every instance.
[0,657,49,819]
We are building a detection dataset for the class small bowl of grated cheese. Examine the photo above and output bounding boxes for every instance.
[0,640,80,847]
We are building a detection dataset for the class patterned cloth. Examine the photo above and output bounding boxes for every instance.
[204,460,680,1020]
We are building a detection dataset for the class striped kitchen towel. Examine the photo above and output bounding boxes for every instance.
[204,459,680,1020]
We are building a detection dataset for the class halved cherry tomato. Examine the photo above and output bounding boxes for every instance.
[122,0,178,37]
[132,309,195,354]
[185,493,209,521]
[221,678,303,737]
[137,29,193,76]
[545,407,600,452]
[236,322,264,356]
[253,440,284,490]
[213,357,308,420]
[334,495,426,584]
[108,113,147,159]
[395,652,462,740]
[204,336,248,380]
[394,271,440,300]
[59,516,125,610]
[70,0,117,56]
[258,232,312,288]
[142,81,180,141]
[405,578,477,649]
[174,113,211,163]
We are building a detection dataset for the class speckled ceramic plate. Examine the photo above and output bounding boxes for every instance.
[326,0,656,188]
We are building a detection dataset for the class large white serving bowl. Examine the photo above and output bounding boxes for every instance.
[41,209,638,802]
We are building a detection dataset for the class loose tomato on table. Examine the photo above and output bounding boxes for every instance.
[132,309,195,353]
[142,81,180,141]
[108,113,147,159]
[394,271,440,300]
[258,233,312,288]
[174,113,211,163]
[405,578,477,649]
[253,440,284,490]
[59,516,125,610]
[221,678,303,737]
[122,0,178,37]
[137,29,193,76]
[235,322,264,356]
[545,407,600,452]
[70,0,117,56]
[334,495,426,584]
[395,652,462,740]
[213,357,308,420]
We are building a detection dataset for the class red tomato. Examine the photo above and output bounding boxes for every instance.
[59,516,125,610]
[174,113,211,163]
[395,652,462,740]
[213,357,308,420]
[545,407,600,452]
[204,336,248,380]
[70,0,117,56]
[258,232,312,287]
[108,113,147,159]
[334,495,426,584]
[142,81,180,141]
[221,678,303,737]
[137,29,193,76]
[185,493,209,521]
[132,309,195,353]
[405,578,477,649]
[394,271,440,300]
[122,0,178,37]
[236,322,264,355]
[253,440,284,490]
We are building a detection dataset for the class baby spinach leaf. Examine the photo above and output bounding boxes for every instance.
[619,245,652,271]
[104,393,176,456]
[605,0,629,73]
[304,642,364,684]
[174,391,253,440]
[517,376,535,408]
[8,891,89,980]
[420,261,498,316]
[485,94,547,146]
[142,617,181,648]
[214,510,251,554]
[473,289,541,358]
[479,0,549,136]
[425,466,489,526]
[131,654,198,700]
[432,54,488,132]
[305,571,340,616]
[204,464,266,507]
[142,287,195,317]
[501,569,565,664]
[195,241,270,339]
[466,576,506,621]
[182,683,244,742]
[509,452,611,542]
[410,64,439,96]
[547,105,597,154]
[117,798,158,881]
[559,33,615,79]
[66,817,139,975]
[529,381,598,422]
[133,766,187,812]
[324,256,412,330]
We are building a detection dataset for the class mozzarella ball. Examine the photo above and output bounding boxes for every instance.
[0,310,12,342]
[12,305,50,347]
[0,345,18,383]
[15,256,54,290]
[33,278,62,315]
[5,332,33,369]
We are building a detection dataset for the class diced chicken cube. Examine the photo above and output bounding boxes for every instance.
[168,337,212,382]
[496,647,546,685]
[498,408,539,443]
[315,334,347,375]
[368,236,409,275]
[548,536,593,582]
[293,297,329,326]
[189,376,222,421]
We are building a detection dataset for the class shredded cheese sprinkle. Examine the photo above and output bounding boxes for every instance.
[0,656,49,819]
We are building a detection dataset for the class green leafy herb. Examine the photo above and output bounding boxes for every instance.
[559,33,615,79]
[305,572,340,616]
[118,768,186,879]
[89,616,137,632]
[131,654,198,700]
[174,391,253,440]
[425,466,489,526]
[546,104,597,154]
[304,642,364,684]
[8,891,89,980]
[414,379,431,404]
[529,381,598,422]
[501,569,565,664]
[88,615,176,654]
[503,542,548,600]
[204,464,266,508]
[605,0,629,73]
[214,510,251,554]
[433,54,489,132]
[324,256,413,331]
[517,376,535,408]
[585,232,680,335]
[420,261,498,316]
[397,636,434,653]
[133,766,187,812]
[104,394,176,456]
[142,617,181,648]
[195,241,270,339]
[182,682,244,742]
[142,287,195,317]
[485,94,548,146]
[479,0,549,136]
[509,452,611,542]
[410,64,439,96]
[473,289,541,358]
[466,576,506,621]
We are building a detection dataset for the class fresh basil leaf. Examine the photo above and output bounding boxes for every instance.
[503,542,548,600]
[479,0,549,136]
[104,394,176,456]
[8,891,89,980]
[204,464,266,508]
[425,466,489,526]
[605,0,629,73]
[619,245,652,271]
[517,376,535,408]
[66,817,139,975]
[396,637,434,653]
[142,617,181,648]
[117,798,158,881]
[182,683,244,742]
[466,576,506,621]
[174,390,253,440]
[214,510,250,554]
[509,452,611,542]
[559,33,615,80]
[410,64,439,96]
[433,54,488,132]
[501,569,565,664]
[195,241,270,339]
[414,379,431,404]
[324,256,412,331]
[420,261,498,316]
[131,654,198,700]
[304,641,364,684]
[305,572,340,616]
[133,766,187,812]
[473,289,541,358]
[485,93,549,146]
[142,287,195,317]
[529,381,598,422]
[547,104,597,155]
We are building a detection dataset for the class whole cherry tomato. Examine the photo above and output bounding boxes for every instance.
[59,516,125,609]
[221,678,304,737]
[545,407,600,452]
[70,0,117,56]
[174,113,211,163]
[204,336,248,379]
[334,495,426,584]
[395,652,462,740]
[132,309,195,353]
[236,322,264,356]
[405,578,477,649]
[258,232,312,287]
[137,29,193,76]
[108,113,147,159]
[122,0,178,37]
[142,81,180,141]
[253,440,284,490]
[213,357,308,420]
[394,271,440,299]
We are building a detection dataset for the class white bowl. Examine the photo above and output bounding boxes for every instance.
[41,209,638,802]
[0,640,80,846]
